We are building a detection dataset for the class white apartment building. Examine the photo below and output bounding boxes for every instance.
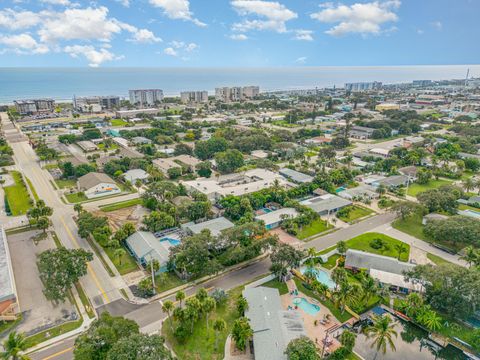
[180,91,209,103]
[215,86,259,102]
[344,82,382,92]
[129,89,164,107]
[73,96,120,111]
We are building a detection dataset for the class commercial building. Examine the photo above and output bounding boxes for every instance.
[77,172,121,199]
[344,82,382,92]
[182,169,292,202]
[350,126,375,140]
[243,287,306,360]
[180,91,208,104]
[215,86,259,102]
[0,227,19,321]
[14,99,55,115]
[300,194,352,216]
[129,89,164,107]
[73,96,120,112]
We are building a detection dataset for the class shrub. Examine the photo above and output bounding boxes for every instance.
[370,238,385,249]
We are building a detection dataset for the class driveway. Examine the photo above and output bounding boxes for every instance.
[7,230,76,335]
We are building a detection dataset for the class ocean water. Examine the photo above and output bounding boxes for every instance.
[1,65,479,104]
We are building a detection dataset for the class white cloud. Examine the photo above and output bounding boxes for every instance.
[230,33,248,41]
[311,0,401,36]
[416,29,424,35]
[163,47,178,56]
[0,9,41,30]
[41,0,72,5]
[116,0,130,7]
[0,33,49,54]
[293,29,314,41]
[128,28,162,43]
[185,42,197,51]
[149,0,206,26]
[231,0,297,33]
[295,56,307,64]
[64,45,122,67]
[430,21,442,30]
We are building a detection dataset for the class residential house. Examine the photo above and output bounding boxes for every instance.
[77,172,121,199]
[255,208,298,230]
[181,217,235,237]
[153,155,201,176]
[300,194,352,216]
[123,169,149,184]
[338,184,379,201]
[77,140,98,152]
[350,126,375,140]
[243,287,306,360]
[371,175,409,188]
[131,136,152,145]
[279,168,314,184]
[398,166,418,181]
[125,231,172,273]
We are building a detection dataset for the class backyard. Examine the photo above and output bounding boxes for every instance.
[155,271,187,294]
[65,192,88,203]
[4,171,32,216]
[296,218,333,240]
[103,244,138,275]
[337,205,374,223]
[100,198,142,212]
[407,178,452,197]
[110,118,128,127]
[345,232,410,261]
[55,178,77,189]
[162,286,243,360]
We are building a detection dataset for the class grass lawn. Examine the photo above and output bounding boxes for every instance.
[272,120,299,128]
[65,192,88,203]
[345,233,410,262]
[155,272,187,294]
[162,285,243,360]
[110,118,128,127]
[322,254,341,270]
[100,198,142,212]
[4,171,32,215]
[458,203,480,211]
[103,246,138,275]
[317,245,337,255]
[407,179,452,197]
[25,318,82,348]
[427,253,453,266]
[294,278,352,323]
[25,177,39,201]
[261,278,289,295]
[392,216,428,241]
[97,143,119,150]
[337,205,374,223]
[75,283,95,319]
[55,178,77,189]
[297,219,333,240]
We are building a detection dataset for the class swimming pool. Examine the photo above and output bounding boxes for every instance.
[160,237,181,246]
[300,266,336,289]
[293,297,320,315]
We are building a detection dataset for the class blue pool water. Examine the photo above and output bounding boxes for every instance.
[160,237,181,246]
[301,266,336,289]
[293,297,320,315]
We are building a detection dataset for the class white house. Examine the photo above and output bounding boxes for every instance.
[78,172,121,199]
[123,169,149,184]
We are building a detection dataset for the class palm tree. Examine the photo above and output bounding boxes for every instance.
[185,297,201,334]
[213,318,226,350]
[236,295,249,316]
[418,308,442,331]
[176,290,186,308]
[340,330,357,352]
[1,331,30,360]
[231,317,253,351]
[312,280,329,301]
[307,247,317,266]
[404,292,423,318]
[362,276,379,304]
[162,300,175,333]
[73,203,83,215]
[203,297,216,330]
[394,243,408,261]
[334,283,362,314]
[376,184,387,196]
[460,246,479,268]
[114,248,126,265]
[463,178,475,193]
[331,267,348,291]
[364,314,398,360]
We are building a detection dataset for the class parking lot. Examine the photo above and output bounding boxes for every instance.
[7,230,76,335]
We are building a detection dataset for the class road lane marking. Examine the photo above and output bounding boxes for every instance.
[60,216,110,303]
[41,346,73,360]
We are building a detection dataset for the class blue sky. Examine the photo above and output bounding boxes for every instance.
[0,0,478,67]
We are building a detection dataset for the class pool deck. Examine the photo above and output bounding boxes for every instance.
[281,280,342,354]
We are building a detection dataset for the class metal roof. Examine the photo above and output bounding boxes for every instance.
[243,287,306,360]
[279,168,314,184]
[182,217,234,237]
[300,194,352,214]
[255,208,298,226]
[125,231,170,265]
[0,227,16,303]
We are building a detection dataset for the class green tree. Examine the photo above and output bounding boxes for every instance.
[337,240,347,256]
[214,149,244,174]
[176,290,186,308]
[38,248,93,302]
[340,330,357,352]
[185,297,201,334]
[269,243,305,282]
[1,331,30,360]
[231,317,253,351]
[418,308,442,331]
[284,336,319,360]
[364,314,398,360]
[236,295,248,316]
[143,211,175,232]
[73,203,83,215]
[162,300,175,333]
[196,161,212,178]
[37,216,50,233]
[114,248,126,265]
[213,318,226,350]
[331,267,348,291]
[461,245,480,268]
[390,201,423,220]
[74,312,139,360]
[106,334,173,360]
[202,297,216,330]
[394,243,408,260]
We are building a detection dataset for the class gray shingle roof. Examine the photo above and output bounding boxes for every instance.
[345,249,415,275]
[300,194,352,214]
[243,287,306,360]
[182,217,234,237]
